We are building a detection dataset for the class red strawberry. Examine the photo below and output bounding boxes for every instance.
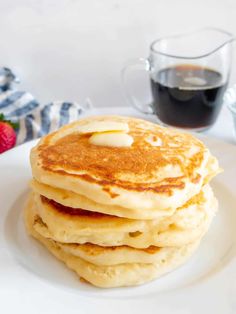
[0,114,18,153]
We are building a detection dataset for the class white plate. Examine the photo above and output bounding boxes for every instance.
[0,108,236,314]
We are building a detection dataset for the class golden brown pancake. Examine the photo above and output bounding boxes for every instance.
[32,184,217,248]
[30,115,220,219]
[25,115,221,288]
[25,197,201,288]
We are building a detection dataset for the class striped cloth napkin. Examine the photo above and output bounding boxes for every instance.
[0,67,92,146]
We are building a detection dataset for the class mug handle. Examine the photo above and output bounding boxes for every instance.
[121,58,153,114]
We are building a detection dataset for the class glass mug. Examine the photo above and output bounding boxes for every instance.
[122,28,234,131]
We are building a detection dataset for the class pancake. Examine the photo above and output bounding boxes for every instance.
[30,115,220,219]
[32,184,217,248]
[25,198,200,288]
[30,179,174,220]
[32,180,213,229]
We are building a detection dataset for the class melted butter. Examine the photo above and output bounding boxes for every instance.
[89,131,134,147]
[78,121,129,134]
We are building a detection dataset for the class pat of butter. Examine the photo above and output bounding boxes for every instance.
[89,132,134,147]
[145,135,162,147]
[78,121,129,134]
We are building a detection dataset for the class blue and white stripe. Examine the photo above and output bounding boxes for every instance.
[0,68,92,145]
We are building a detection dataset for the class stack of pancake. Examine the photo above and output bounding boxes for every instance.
[24,115,220,288]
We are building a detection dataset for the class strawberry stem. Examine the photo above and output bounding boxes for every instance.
[0,113,19,130]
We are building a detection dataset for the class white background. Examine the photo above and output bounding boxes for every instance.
[0,0,236,108]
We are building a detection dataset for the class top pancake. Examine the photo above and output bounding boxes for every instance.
[30,115,219,219]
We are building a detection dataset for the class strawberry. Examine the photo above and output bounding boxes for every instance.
[0,114,18,153]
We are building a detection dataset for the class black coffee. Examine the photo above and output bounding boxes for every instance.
[151,64,227,129]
